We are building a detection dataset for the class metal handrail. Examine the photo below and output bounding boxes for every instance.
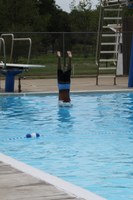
[1,34,14,62]
[13,38,32,64]
[95,1,103,66]
[0,38,6,68]
[1,34,32,64]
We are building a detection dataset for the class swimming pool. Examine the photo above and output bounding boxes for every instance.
[0,92,133,200]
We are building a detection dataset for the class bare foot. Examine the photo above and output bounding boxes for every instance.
[57,51,61,57]
[67,51,72,58]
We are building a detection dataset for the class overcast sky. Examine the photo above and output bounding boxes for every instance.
[55,0,99,12]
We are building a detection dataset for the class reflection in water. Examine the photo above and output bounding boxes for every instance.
[94,93,133,134]
[126,93,133,122]
[57,107,74,130]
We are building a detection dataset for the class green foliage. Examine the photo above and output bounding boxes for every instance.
[0,0,132,33]
[0,0,132,79]
[20,53,97,77]
[77,0,92,11]
[0,0,39,31]
[0,0,100,33]
[123,7,133,16]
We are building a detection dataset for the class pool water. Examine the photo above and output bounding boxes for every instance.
[0,92,133,200]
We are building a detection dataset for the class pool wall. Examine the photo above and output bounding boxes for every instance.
[1,87,133,97]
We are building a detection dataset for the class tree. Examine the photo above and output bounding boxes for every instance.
[35,0,56,15]
[123,7,133,16]
[0,0,39,31]
[69,0,92,32]
[70,0,77,11]
[77,0,92,11]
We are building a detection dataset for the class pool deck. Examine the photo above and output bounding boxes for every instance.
[0,76,132,200]
[0,76,132,93]
[0,160,84,200]
[0,153,106,200]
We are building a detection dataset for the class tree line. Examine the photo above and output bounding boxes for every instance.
[0,0,101,32]
[0,0,132,59]
[0,0,132,33]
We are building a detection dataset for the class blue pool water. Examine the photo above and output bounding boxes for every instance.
[0,92,133,200]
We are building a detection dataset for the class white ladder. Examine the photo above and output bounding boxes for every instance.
[101,0,128,6]
[96,0,126,85]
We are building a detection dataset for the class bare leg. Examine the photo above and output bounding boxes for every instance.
[57,51,71,103]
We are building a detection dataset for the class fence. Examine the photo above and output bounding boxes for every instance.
[0,32,97,78]
[0,30,133,78]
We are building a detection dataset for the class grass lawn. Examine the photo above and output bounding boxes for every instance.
[20,53,97,78]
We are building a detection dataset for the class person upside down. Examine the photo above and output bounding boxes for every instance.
[57,51,72,105]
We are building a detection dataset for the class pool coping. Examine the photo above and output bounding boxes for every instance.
[0,88,133,96]
[0,153,106,200]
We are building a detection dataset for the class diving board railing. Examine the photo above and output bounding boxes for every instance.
[1,34,32,64]
[0,37,6,68]
[0,37,6,91]
[1,34,14,63]
[13,38,32,64]
[0,34,45,92]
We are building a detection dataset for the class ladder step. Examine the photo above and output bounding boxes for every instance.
[103,24,122,29]
[100,59,117,62]
[101,42,119,45]
[103,4,124,7]
[100,51,118,53]
[102,34,119,37]
[104,17,122,20]
[103,0,127,6]
[106,0,126,3]
[99,67,116,70]
[98,74,116,78]
[104,8,123,11]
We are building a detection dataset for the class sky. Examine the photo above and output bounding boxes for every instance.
[55,0,99,12]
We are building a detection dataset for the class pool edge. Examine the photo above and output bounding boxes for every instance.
[0,88,133,96]
[0,153,106,200]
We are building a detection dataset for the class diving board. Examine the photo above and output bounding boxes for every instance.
[0,33,46,92]
[0,63,46,92]
[0,63,45,92]
[0,63,45,69]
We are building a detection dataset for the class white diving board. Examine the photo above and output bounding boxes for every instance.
[0,63,46,69]
[0,63,46,92]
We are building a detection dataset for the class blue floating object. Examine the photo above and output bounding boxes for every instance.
[26,133,40,138]
[36,133,40,137]
[26,134,32,138]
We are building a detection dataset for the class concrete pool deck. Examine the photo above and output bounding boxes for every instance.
[0,76,132,200]
[0,161,84,200]
[0,153,106,200]
[0,76,132,93]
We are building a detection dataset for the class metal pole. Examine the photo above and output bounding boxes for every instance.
[128,34,133,87]
[1,34,14,63]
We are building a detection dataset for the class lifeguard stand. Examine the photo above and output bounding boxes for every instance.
[96,0,133,85]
